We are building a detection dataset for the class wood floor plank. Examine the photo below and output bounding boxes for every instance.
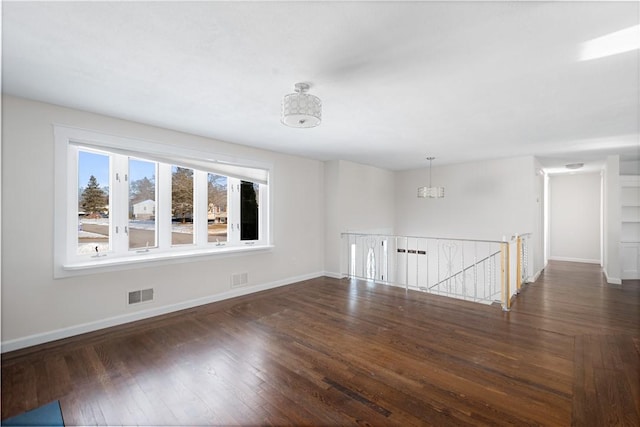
[2,260,639,425]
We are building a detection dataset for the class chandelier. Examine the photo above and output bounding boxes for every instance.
[417,157,445,198]
[281,82,322,128]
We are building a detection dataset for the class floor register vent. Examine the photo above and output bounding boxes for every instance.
[128,288,154,305]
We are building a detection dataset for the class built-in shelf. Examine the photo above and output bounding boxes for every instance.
[621,206,640,222]
[621,186,640,205]
[620,175,640,279]
[621,222,640,235]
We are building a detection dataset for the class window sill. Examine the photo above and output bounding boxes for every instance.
[57,244,274,278]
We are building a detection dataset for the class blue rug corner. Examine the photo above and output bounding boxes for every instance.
[1,400,64,427]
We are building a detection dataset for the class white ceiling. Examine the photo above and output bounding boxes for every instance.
[2,1,639,172]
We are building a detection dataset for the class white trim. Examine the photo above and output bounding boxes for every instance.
[603,268,622,285]
[527,269,542,283]
[1,271,325,353]
[548,256,601,264]
[58,244,274,278]
[54,124,273,277]
[323,271,346,279]
[57,124,271,184]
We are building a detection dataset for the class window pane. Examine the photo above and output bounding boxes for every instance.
[129,159,157,250]
[171,166,194,245]
[240,181,259,241]
[207,174,228,244]
[77,151,110,255]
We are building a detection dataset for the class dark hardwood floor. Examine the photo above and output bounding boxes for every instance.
[2,261,639,426]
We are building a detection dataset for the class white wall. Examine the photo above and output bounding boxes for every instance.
[532,158,545,277]
[548,173,601,263]
[394,156,543,283]
[3,94,616,350]
[395,156,537,242]
[603,155,621,283]
[324,160,395,276]
[1,96,326,350]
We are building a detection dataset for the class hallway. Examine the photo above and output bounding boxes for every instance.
[511,261,639,426]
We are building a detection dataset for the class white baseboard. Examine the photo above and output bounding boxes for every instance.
[603,268,622,285]
[548,256,601,264]
[526,269,542,283]
[1,271,325,353]
[323,271,346,279]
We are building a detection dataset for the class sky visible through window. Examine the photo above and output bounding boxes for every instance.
[129,159,155,187]
[78,151,154,190]
[78,151,108,189]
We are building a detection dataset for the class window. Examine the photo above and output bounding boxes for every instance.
[77,150,110,255]
[171,166,194,246]
[241,180,259,241]
[54,126,271,277]
[129,159,157,250]
[207,174,228,244]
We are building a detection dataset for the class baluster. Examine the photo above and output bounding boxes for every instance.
[461,242,466,299]
[473,242,478,302]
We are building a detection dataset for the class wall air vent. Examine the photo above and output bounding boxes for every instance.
[128,288,154,305]
[231,272,248,288]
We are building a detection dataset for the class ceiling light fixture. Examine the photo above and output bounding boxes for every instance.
[281,82,322,128]
[565,163,584,170]
[418,157,444,198]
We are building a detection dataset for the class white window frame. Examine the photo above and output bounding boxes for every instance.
[54,125,272,278]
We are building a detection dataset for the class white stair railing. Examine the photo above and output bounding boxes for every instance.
[342,233,530,311]
[515,232,532,294]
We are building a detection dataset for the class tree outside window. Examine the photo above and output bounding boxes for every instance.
[80,175,107,218]
[172,167,194,224]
